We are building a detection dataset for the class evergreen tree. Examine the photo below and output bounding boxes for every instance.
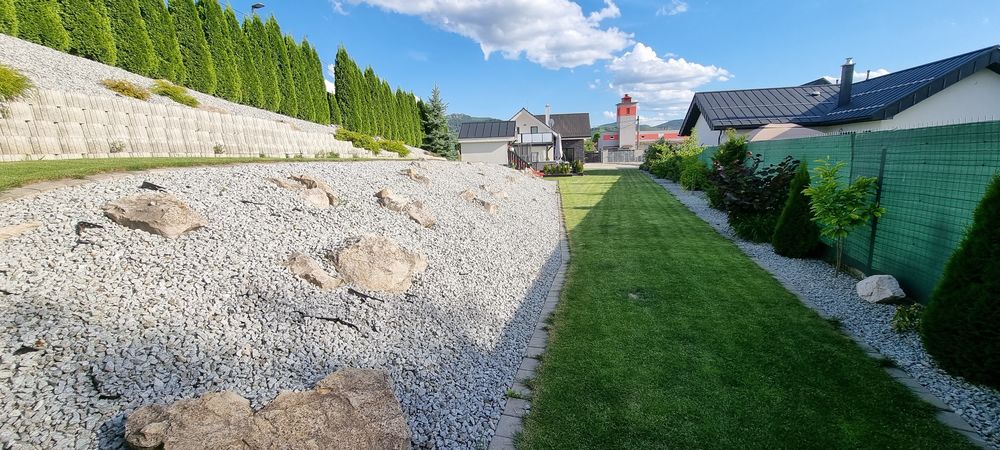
[328,92,342,125]
[197,0,239,101]
[244,15,279,110]
[772,162,820,258]
[421,85,455,159]
[922,175,1000,390]
[14,0,69,50]
[284,34,310,120]
[363,67,381,136]
[225,6,261,107]
[334,46,362,131]
[170,0,215,94]
[304,42,330,124]
[57,0,116,64]
[104,0,156,75]
[0,0,17,36]
[138,0,185,83]
[264,17,295,117]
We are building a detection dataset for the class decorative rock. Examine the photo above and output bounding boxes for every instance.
[301,188,333,209]
[459,190,476,201]
[400,168,430,186]
[266,177,300,190]
[102,193,207,239]
[0,222,41,241]
[481,185,509,199]
[290,174,340,207]
[333,235,427,294]
[475,199,498,215]
[857,275,907,304]
[285,252,342,291]
[375,188,411,212]
[125,369,408,450]
[406,201,436,228]
[376,189,435,228]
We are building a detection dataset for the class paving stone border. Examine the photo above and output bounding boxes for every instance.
[487,182,570,450]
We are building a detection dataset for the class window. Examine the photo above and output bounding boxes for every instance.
[530,126,538,133]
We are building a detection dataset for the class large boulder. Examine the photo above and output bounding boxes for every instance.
[125,369,409,450]
[333,235,427,294]
[857,275,906,304]
[103,193,207,239]
[285,252,342,291]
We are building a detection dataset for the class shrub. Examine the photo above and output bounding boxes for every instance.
[104,0,156,76]
[14,0,69,50]
[892,304,924,333]
[679,159,709,191]
[717,153,799,242]
[151,79,198,107]
[335,128,379,154]
[213,143,224,155]
[169,0,216,94]
[571,159,584,174]
[921,174,1000,389]
[640,138,671,171]
[0,64,31,102]
[730,214,778,243]
[57,0,117,65]
[109,140,125,153]
[706,129,748,212]
[802,158,884,270]
[378,139,410,157]
[772,162,820,258]
[543,162,572,175]
[197,0,240,101]
[100,79,149,100]
[0,0,17,35]
[138,0,185,84]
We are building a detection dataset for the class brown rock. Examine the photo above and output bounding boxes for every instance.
[458,189,476,201]
[102,193,207,239]
[333,235,427,294]
[285,252,342,291]
[266,177,300,190]
[406,201,436,228]
[125,369,408,450]
[476,199,498,215]
[400,168,430,186]
[376,189,435,228]
[300,188,333,208]
[375,188,411,212]
[0,222,41,241]
[480,185,509,199]
[290,174,340,206]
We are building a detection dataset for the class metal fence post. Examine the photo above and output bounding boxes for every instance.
[866,146,889,273]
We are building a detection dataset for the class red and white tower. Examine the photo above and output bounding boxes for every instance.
[616,94,638,149]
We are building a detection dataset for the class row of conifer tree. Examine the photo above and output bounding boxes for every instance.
[0,0,426,148]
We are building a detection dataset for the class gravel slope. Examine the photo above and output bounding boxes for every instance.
[654,175,1000,449]
[0,161,561,449]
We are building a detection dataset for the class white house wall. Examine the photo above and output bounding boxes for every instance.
[459,140,509,165]
[511,110,552,135]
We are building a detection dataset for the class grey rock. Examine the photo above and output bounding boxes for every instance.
[102,193,207,239]
[857,275,907,304]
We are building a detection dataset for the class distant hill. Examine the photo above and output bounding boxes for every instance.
[448,113,500,137]
[591,119,683,135]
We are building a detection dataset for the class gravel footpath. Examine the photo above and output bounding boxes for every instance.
[0,34,334,135]
[650,175,1000,448]
[0,161,562,449]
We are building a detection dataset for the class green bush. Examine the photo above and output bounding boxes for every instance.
[335,128,380,154]
[921,174,1000,389]
[105,0,156,76]
[543,162,572,175]
[15,0,69,50]
[772,162,820,258]
[57,0,117,64]
[802,158,884,270]
[151,79,198,107]
[170,0,216,94]
[101,79,149,100]
[679,159,709,191]
[892,304,924,333]
[379,139,410,157]
[0,0,17,35]
[225,5,260,107]
[197,0,239,101]
[571,159,584,174]
[729,213,778,243]
[138,0,184,83]
[0,64,31,101]
[705,184,725,209]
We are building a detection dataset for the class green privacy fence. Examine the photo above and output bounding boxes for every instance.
[698,121,1000,302]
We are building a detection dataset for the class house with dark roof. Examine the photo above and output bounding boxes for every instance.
[457,106,591,166]
[680,45,1000,146]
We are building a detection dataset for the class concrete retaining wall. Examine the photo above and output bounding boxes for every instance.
[0,89,390,161]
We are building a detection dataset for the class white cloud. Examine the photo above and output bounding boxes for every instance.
[330,1,348,14]
[407,51,429,62]
[656,0,688,16]
[606,42,731,119]
[588,78,601,89]
[822,68,890,83]
[602,110,615,119]
[324,79,336,93]
[347,0,632,69]
[327,63,336,79]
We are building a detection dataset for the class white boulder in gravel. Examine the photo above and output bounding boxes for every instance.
[333,235,427,294]
[124,368,409,450]
[285,252,342,291]
[856,275,907,304]
[102,192,206,238]
[0,222,40,241]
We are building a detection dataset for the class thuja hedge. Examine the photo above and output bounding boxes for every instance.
[0,0,17,35]
[771,162,820,258]
[14,0,69,50]
[105,0,156,76]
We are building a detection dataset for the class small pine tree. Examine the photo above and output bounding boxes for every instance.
[197,0,239,101]
[224,6,260,107]
[170,0,215,94]
[334,46,362,131]
[772,162,820,258]
[138,0,185,83]
[328,92,342,125]
[922,175,1000,390]
[105,0,156,76]
[0,0,17,36]
[285,35,310,121]
[244,15,279,111]
[305,42,330,124]
[56,0,117,64]
[421,85,456,159]
[265,17,295,117]
[14,0,69,50]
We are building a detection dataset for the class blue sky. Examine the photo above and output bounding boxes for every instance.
[244,0,999,126]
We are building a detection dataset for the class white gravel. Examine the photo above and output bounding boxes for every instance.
[653,175,1000,449]
[0,33,334,135]
[0,161,562,449]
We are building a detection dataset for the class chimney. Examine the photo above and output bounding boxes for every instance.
[838,57,854,107]
[544,104,551,127]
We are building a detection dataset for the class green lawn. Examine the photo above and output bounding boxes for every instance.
[0,157,335,192]
[519,168,973,449]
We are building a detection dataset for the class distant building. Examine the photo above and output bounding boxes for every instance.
[679,45,1000,147]
[598,94,683,153]
[457,106,590,167]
